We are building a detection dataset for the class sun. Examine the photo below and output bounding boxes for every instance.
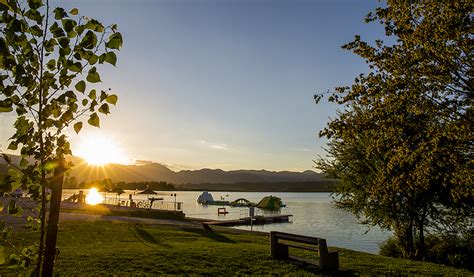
[74,133,129,166]
[86,188,104,205]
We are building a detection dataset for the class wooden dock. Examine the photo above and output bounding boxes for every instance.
[201,214,292,227]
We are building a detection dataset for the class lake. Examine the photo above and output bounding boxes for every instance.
[62,189,391,254]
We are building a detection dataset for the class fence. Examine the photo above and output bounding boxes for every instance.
[62,192,183,212]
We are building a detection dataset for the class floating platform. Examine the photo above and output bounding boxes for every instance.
[201,214,292,227]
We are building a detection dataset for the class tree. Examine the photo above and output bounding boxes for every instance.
[315,1,473,259]
[0,0,122,274]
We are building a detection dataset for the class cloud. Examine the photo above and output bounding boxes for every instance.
[200,140,229,151]
[293,148,311,152]
[132,160,154,165]
[211,144,229,150]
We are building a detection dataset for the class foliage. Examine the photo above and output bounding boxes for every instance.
[315,1,473,260]
[0,0,122,273]
[1,221,472,276]
[380,232,474,271]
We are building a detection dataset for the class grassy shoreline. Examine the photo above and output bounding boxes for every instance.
[1,220,471,275]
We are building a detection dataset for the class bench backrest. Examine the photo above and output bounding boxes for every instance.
[271,231,329,254]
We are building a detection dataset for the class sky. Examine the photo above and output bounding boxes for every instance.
[0,0,386,172]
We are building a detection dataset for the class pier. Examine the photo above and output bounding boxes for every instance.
[197,214,292,227]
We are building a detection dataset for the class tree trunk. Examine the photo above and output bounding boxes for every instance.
[42,159,65,276]
[416,218,425,260]
[399,219,415,259]
[35,180,47,276]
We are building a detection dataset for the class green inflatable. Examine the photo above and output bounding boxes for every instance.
[257,196,285,210]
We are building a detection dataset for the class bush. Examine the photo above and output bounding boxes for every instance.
[380,231,474,271]
[379,236,404,258]
[425,232,474,271]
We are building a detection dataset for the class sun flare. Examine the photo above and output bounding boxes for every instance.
[75,133,129,166]
[85,188,104,205]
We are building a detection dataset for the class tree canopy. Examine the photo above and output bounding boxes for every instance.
[315,1,473,259]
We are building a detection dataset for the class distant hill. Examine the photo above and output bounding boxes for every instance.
[68,158,324,184]
[1,155,332,191]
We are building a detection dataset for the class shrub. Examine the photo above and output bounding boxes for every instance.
[379,236,404,258]
[380,231,474,271]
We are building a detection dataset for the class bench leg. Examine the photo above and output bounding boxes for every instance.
[320,251,339,271]
[270,232,289,259]
[202,223,212,231]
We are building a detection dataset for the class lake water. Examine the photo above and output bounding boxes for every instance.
[62,189,391,254]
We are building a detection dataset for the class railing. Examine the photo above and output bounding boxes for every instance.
[62,193,183,212]
[103,197,183,211]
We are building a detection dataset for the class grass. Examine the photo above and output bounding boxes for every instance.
[1,220,472,275]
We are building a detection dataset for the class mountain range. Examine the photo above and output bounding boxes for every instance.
[1,155,325,185]
[69,158,324,185]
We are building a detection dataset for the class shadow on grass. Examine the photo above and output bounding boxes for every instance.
[131,226,168,247]
[276,257,358,276]
[180,227,236,244]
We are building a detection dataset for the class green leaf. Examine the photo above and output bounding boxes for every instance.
[84,19,104,32]
[86,67,101,83]
[67,30,77,38]
[57,37,69,48]
[105,32,123,49]
[80,30,97,49]
[88,113,100,127]
[73,122,82,134]
[0,106,13,113]
[25,9,43,24]
[59,46,71,56]
[7,142,17,150]
[98,103,110,114]
[103,52,117,66]
[70,8,79,15]
[75,80,85,93]
[53,7,66,20]
[20,157,28,167]
[100,90,107,102]
[61,110,73,122]
[30,25,43,37]
[46,59,56,70]
[88,54,98,65]
[70,62,82,72]
[8,168,20,179]
[27,0,43,9]
[62,19,77,33]
[82,99,89,106]
[88,89,96,99]
[105,95,118,105]
[0,202,3,212]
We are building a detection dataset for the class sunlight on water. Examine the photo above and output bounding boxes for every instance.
[85,188,104,205]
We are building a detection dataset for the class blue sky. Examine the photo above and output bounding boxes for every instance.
[0,0,385,171]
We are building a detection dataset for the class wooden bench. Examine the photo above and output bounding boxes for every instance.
[270,231,339,271]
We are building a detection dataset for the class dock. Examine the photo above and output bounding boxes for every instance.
[199,214,292,227]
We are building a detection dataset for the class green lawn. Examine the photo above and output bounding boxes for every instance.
[1,221,471,275]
